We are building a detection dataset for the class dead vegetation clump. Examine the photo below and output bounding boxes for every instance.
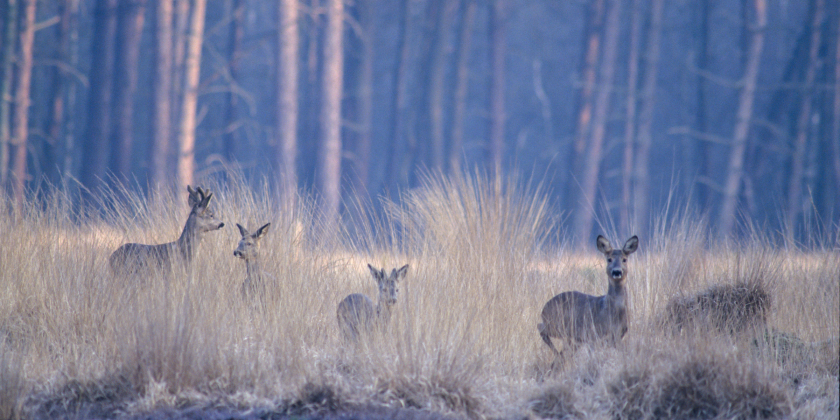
[606,352,791,420]
[663,281,771,336]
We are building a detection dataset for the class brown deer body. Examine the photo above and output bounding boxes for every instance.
[109,186,225,277]
[538,235,639,355]
[337,264,408,340]
[234,222,271,298]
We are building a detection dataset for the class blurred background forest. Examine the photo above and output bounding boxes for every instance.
[0,0,837,243]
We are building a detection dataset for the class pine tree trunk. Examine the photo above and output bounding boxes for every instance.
[384,0,410,196]
[0,0,18,187]
[80,0,117,194]
[719,0,767,237]
[43,0,75,185]
[574,0,622,242]
[177,0,206,193]
[631,0,664,238]
[429,0,456,172]
[449,0,475,174]
[10,0,36,204]
[108,0,146,185]
[786,0,824,237]
[224,0,243,163]
[488,0,507,177]
[318,0,343,222]
[621,0,641,234]
[151,0,173,187]
[277,0,299,205]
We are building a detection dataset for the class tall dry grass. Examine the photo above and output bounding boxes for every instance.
[0,174,837,419]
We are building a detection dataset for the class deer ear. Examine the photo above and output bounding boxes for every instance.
[255,223,271,239]
[393,264,409,280]
[236,223,248,237]
[596,235,613,254]
[623,235,639,255]
[367,264,381,280]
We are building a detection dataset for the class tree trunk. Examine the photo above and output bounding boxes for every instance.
[833,0,840,201]
[224,0,243,164]
[348,0,373,194]
[277,0,299,205]
[151,0,174,187]
[574,0,622,242]
[384,0,410,196]
[488,0,507,177]
[621,0,641,234]
[571,0,606,160]
[696,0,712,209]
[10,0,35,204]
[177,0,206,193]
[631,0,664,239]
[43,0,76,185]
[108,0,146,185]
[318,0,343,222]
[449,0,475,174]
[719,0,767,237]
[429,0,456,172]
[786,0,824,237]
[80,0,117,195]
[0,0,18,187]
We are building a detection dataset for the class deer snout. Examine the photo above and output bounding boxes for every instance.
[234,249,242,258]
[610,268,624,279]
[218,222,226,229]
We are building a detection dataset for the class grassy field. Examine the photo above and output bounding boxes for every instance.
[0,175,837,419]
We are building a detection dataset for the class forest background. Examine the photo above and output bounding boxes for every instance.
[0,0,838,242]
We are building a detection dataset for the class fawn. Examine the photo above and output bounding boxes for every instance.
[234,222,271,298]
[109,186,225,277]
[337,264,409,340]
[538,235,639,356]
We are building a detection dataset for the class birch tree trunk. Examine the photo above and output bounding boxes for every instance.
[0,0,18,187]
[177,0,207,193]
[786,0,824,237]
[277,0,299,206]
[80,0,117,194]
[318,0,343,222]
[108,0,146,185]
[574,0,622,242]
[719,0,767,237]
[151,0,173,187]
[631,0,664,238]
[488,0,507,177]
[10,0,36,204]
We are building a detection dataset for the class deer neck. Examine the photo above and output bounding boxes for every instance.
[376,301,393,323]
[245,258,261,284]
[607,280,627,310]
[177,214,201,262]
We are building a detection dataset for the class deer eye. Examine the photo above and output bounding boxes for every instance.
[623,258,627,263]
[607,258,613,263]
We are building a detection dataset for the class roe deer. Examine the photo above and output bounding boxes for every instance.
[337,264,409,340]
[234,222,271,298]
[109,186,225,277]
[538,235,639,356]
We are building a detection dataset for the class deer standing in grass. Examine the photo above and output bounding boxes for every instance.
[538,235,639,356]
[109,186,225,277]
[234,222,271,298]
[337,264,409,340]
